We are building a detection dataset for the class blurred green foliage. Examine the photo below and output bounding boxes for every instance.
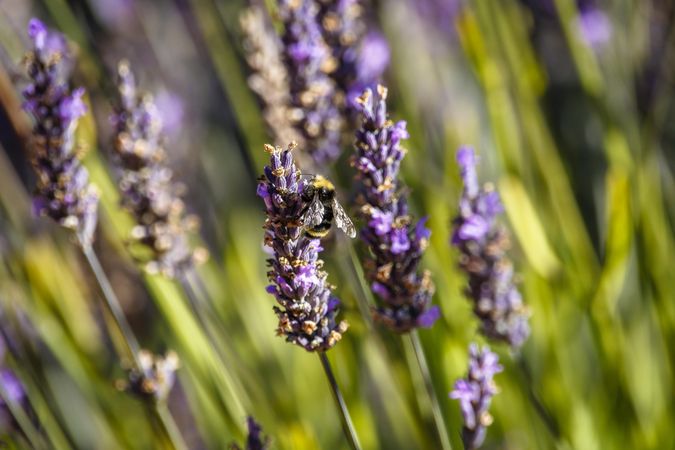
[0,0,674,449]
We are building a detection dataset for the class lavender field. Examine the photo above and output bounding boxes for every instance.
[0,0,673,449]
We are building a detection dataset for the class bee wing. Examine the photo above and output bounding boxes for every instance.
[301,194,324,228]
[332,198,356,238]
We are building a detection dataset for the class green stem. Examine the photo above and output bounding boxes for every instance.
[409,330,453,450]
[79,241,188,450]
[318,353,362,450]
[515,355,561,441]
[80,243,141,369]
[155,403,189,450]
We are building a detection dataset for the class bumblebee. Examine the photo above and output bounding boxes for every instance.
[300,175,356,239]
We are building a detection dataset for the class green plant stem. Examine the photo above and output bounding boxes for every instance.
[179,270,244,374]
[515,355,561,441]
[408,330,453,450]
[155,403,189,450]
[318,353,362,450]
[80,243,141,369]
[79,240,187,450]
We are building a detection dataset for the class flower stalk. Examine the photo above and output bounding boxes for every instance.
[258,142,348,351]
[319,353,362,450]
[450,344,503,450]
[258,142,359,448]
[20,19,187,450]
[451,147,530,348]
[352,85,440,332]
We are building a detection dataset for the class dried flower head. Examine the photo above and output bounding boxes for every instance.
[119,350,179,402]
[22,18,99,246]
[230,416,271,450]
[240,6,304,149]
[257,143,348,351]
[451,147,530,348]
[111,61,207,278]
[450,343,503,450]
[277,0,343,166]
[352,86,440,332]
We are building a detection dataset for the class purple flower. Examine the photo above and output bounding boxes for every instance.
[230,416,271,450]
[356,32,390,86]
[22,18,99,246]
[278,0,343,167]
[111,61,206,278]
[258,143,348,351]
[352,86,439,332]
[0,369,28,433]
[451,147,530,348]
[450,344,503,450]
[576,7,612,50]
[411,0,462,38]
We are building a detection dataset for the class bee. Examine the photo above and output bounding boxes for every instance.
[300,175,356,239]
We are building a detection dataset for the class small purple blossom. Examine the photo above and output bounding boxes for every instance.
[352,86,439,332]
[22,18,99,246]
[111,61,206,278]
[230,416,270,450]
[411,0,463,38]
[0,369,27,433]
[258,143,348,351]
[450,344,503,450]
[451,147,529,348]
[278,0,343,167]
[576,7,612,50]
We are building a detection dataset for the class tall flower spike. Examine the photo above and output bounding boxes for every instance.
[451,147,530,348]
[316,0,390,108]
[229,416,271,450]
[22,18,99,246]
[111,61,206,278]
[352,86,440,332]
[257,143,348,351]
[240,6,305,149]
[278,0,343,166]
[450,344,503,450]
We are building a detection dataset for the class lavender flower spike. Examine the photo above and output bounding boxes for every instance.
[352,86,440,332]
[258,143,348,351]
[450,343,503,450]
[230,416,270,450]
[22,18,99,246]
[451,147,530,348]
[278,0,343,166]
[111,61,207,278]
[316,0,390,108]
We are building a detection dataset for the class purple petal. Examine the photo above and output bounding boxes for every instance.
[417,305,440,328]
[458,215,489,241]
[27,18,47,49]
[390,227,410,254]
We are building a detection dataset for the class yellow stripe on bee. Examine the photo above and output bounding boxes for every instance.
[312,175,334,190]
[305,228,330,238]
